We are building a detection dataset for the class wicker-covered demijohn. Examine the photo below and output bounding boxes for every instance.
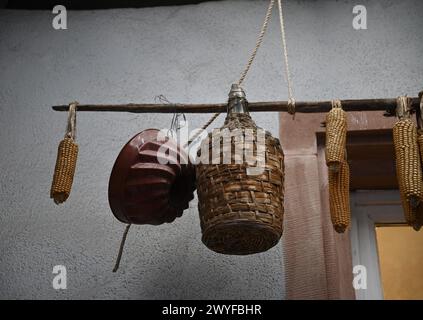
[196,84,285,255]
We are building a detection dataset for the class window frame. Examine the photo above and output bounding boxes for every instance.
[350,189,404,300]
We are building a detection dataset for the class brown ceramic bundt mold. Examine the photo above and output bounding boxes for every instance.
[108,129,195,225]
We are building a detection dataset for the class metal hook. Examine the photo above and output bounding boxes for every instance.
[154,95,186,140]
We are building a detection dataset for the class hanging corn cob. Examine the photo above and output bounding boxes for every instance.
[393,96,423,229]
[412,92,423,230]
[418,129,423,166]
[417,91,423,167]
[50,102,79,204]
[397,173,421,231]
[325,100,347,173]
[398,177,423,231]
[325,100,350,233]
[414,206,423,231]
[328,157,350,233]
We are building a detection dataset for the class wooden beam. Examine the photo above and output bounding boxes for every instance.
[52,97,421,116]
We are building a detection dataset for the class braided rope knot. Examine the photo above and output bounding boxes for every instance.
[65,101,78,139]
[287,97,296,117]
[331,99,342,109]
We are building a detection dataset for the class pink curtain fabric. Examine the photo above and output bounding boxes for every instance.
[280,113,355,299]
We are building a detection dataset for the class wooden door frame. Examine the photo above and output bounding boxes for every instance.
[281,107,398,299]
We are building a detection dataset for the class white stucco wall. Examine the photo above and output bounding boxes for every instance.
[0,0,422,299]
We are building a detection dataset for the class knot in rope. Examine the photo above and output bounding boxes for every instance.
[287,97,296,117]
[331,99,342,109]
[66,101,78,140]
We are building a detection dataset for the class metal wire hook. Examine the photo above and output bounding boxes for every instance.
[154,94,186,140]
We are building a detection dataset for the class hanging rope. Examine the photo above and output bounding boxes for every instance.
[238,0,276,86]
[50,102,79,204]
[191,0,296,143]
[112,224,132,272]
[185,113,220,147]
[277,0,295,117]
[187,0,276,146]
[65,102,77,139]
[331,99,342,109]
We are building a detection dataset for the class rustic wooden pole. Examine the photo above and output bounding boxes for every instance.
[52,97,421,116]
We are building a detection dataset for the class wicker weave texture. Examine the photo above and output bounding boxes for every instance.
[325,107,347,172]
[196,113,284,255]
[50,137,78,204]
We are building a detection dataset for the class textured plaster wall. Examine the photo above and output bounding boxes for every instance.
[0,0,422,299]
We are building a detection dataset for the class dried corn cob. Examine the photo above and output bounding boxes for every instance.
[50,137,78,204]
[408,129,423,231]
[411,95,423,231]
[400,193,423,231]
[325,100,347,173]
[414,93,423,231]
[50,102,78,204]
[329,159,350,233]
[393,120,423,208]
[418,129,423,166]
[393,96,423,227]
[410,203,423,231]
[415,208,423,231]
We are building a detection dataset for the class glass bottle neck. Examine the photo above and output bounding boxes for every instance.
[227,84,249,114]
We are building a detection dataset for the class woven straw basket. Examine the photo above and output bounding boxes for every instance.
[196,85,285,255]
